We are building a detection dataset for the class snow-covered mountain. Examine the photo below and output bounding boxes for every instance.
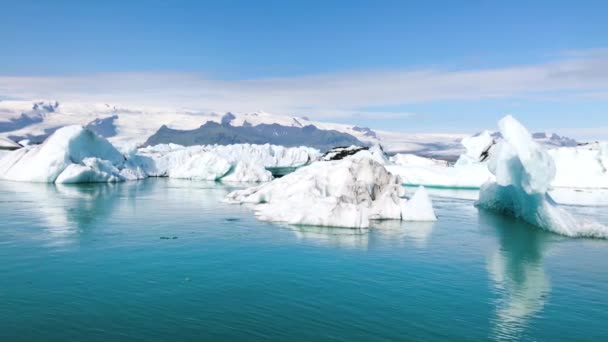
[0,100,581,158]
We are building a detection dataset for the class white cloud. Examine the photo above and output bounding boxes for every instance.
[0,49,607,120]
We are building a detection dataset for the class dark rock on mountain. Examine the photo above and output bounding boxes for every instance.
[86,115,119,138]
[144,121,366,152]
[321,146,369,161]
[352,126,378,139]
[0,101,59,133]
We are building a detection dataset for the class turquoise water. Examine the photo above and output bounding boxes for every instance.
[1,179,608,341]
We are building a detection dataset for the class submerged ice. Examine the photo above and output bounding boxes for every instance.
[475,116,608,238]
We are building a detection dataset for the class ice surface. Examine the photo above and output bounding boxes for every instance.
[475,115,608,238]
[0,125,125,183]
[226,156,436,228]
[390,153,448,167]
[0,126,317,183]
[549,144,608,188]
[389,130,607,190]
[55,157,124,183]
[221,161,273,183]
[455,130,495,167]
[0,136,21,150]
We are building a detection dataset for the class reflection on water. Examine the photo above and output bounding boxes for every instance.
[373,220,436,248]
[0,179,233,247]
[290,226,370,250]
[289,220,436,250]
[480,211,554,341]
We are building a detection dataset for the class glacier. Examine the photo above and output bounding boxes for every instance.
[225,155,436,229]
[475,116,608,238]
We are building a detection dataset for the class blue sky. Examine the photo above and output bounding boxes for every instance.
[1,0,607,138]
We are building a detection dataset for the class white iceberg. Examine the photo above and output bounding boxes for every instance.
[549,143,608,189]
[226,156,436,228]
[386,132,495,189]
[134,143,317,182]
[454,130,495,167]
[390,153,448,167]
[475,115,608,238]
[0,125,125,183]
[0,126,317,184]
[388,129,608,191]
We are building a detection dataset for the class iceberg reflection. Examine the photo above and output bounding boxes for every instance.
[480,211,553,341]
[372,220,435,248]
[290,226,370,250]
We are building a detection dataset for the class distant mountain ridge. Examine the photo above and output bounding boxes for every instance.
[144,117,365,152]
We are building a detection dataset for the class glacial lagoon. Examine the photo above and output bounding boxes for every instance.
[1,179,608,341]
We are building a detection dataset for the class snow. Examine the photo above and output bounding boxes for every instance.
[226,156,436,228]
[475,115,608,238]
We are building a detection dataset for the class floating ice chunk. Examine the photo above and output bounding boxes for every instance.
[455,130,495,167]
[476,115,608,238]
[549,144,608,189]
[400,186,437,221]
[0,125,124,183]
[135,143,318,181]
[56,157,123,183]
[221,161,273,183]
[226,156,436,228]
[168,153,232,180]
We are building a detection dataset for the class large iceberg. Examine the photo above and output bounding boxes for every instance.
[135,143,317,181]
[389,129,608,190]
[226,155,436,228]
[0,125,126,183]
[0,126,320,183]
[475,115,608,238]
[549,142,608,188]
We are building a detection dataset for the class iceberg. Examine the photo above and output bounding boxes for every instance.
[386,132,495,189]
[475,115,608,238]
[133,143,316,182]
[0,125,125,183]
[549,143,608,189]
[226,155,436,228]
[388,130,608,191]
[0,126,318,183]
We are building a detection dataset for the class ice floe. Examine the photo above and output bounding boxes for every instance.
[226,156,436,228]
[475,115,608,238]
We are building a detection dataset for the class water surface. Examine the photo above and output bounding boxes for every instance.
[1,179,607,341]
